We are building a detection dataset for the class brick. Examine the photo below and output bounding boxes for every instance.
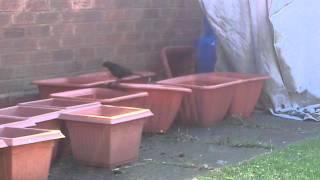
[0,68,15,80]
[49,0,71,10]
[142,9,159,19]
[74,23,96,35]
[35,12,60,24]
[52,49,74,61]
[115,21,135,32]
[96,23,114,34]
[71,0,94,10]
[51,24,75,36]
[13,12,35,25]
[3,27,25,39]
[61,35,83,47]
[62,11,103,23]
[13,38,39,51]
[26,25,50,37]
[0,0,24,11]
[25,0,50,11]
[38,37,60,49]
[75,47,95,61]
[0,13,12,27]
[28,51,52,64]
[95,46,115,59]
[1,53,28,67]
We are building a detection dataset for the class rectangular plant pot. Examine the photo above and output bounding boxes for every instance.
[209,72,270,118]
[158,74,242,127]
[19,98,100,156]
[0,117,35,128]
[60,105,153,168]
[32,71,156,99]
[50,88,148,108]
[0,127,64,180]
[0,106,62,160]
[114,83,192,133]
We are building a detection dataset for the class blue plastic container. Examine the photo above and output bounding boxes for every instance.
[196,17,217,73]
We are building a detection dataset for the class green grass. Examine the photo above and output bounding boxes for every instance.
[194,138,320,180]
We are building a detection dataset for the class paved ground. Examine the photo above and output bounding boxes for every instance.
[49,112,320,180]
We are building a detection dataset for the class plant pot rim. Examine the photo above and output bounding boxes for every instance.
[0,106,61,123]
[50,88,149,103]
[212,72,270,82]
[18,98,101,110]
[0,116,36,128]
[157,74,243,90]
[32,71,156,88]
[115,83,192,93]
[60,104,153,125]
[0,127,64,147]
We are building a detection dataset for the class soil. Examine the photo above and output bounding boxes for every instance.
[49,112,320,180]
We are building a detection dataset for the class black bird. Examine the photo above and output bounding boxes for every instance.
[102,61,135,79]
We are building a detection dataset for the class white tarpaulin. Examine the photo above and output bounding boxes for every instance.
[198,0,320,120]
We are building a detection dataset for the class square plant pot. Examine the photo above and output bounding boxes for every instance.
[60,105,153,168]
[19,98,100,156]
[158,74,242,127]
[209,72,270,118]
[0,127,64,180]
[32,71,156,99]
[0,106,62,160]
[0,117,35,128]
[114,83,192,133]
[50,88,148,108]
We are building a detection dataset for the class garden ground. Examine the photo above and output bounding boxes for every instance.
[49,112,320,180]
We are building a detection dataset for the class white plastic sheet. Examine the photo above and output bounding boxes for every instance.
[199,0,320,120]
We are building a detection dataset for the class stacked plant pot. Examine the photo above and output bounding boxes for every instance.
[0,127,64,180]
[18,98,100,157]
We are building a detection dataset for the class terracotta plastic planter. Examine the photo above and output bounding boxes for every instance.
[50,88,148,108]
[114,83,192,133]
[158,74,242,127]
[32,71,156,99]
[211,72,270,117]
[0,117,35,128]
[0,127,64,180]
[60,105,153,168]
[161,45,196,78]
[19,98,100,157]
[0,106,62,160]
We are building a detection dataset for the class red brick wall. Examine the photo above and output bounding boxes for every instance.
[0,0,202,107]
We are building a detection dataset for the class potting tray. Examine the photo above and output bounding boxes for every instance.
[158,74,242,127]
[0,106,60,123]
[19,98,100,110]
[0,116,35,128]
[50,88,148,107]
[114,83,192,133]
